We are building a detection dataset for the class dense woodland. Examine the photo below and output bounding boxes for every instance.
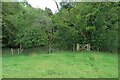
[2,2,119,53]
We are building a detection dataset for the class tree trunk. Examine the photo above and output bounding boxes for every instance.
[20,45,23,54]
[48,31,52,53]
[48,43,52,53]
[73,44,75,51]
[18,48,20,55]
[11,48,14,55]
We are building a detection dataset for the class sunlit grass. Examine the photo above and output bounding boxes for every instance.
[2,51,118,78]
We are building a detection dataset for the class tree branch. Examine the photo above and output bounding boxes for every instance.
[53,0,87,40]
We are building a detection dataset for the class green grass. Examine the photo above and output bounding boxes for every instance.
[2,51,118,78]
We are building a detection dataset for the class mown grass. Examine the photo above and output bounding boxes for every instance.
[2,50,118,78]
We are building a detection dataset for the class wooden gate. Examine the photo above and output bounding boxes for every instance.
[76,43,90,51]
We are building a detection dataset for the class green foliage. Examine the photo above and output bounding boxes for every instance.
[2,2,52,48]
[2,2,118,53]
[16,27,47,48]
[52,2,118,52]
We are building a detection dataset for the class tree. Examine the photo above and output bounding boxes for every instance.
[2,2,118,53]
[52,2,118,52]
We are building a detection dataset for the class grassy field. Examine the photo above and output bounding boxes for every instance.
[2,50,118,78]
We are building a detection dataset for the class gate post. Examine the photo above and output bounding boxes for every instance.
[87,44,90,51]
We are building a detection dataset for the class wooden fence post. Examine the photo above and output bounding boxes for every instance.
[76,43,80,51]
